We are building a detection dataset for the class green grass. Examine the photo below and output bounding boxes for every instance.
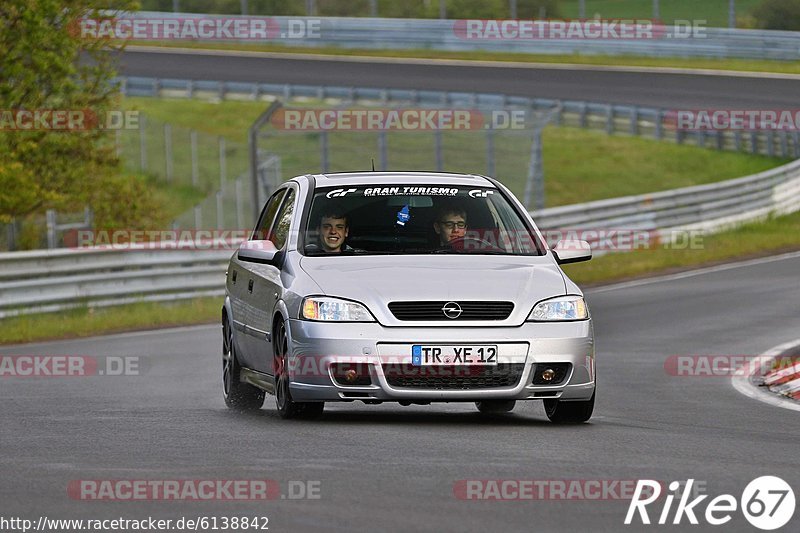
[559,0,763,27]
[129,41,800,76]
[122,96,788,207]
[0,297,221,345]
[563,210,800,285]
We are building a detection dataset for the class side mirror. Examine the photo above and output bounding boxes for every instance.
[552,240,592,265]
[237,240,279,265]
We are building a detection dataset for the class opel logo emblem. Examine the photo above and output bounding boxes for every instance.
[442,302,463,319]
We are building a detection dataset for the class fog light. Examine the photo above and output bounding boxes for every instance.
[344,369,358,383]
[541,368,555,382]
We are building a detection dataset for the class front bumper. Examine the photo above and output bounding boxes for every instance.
[285,319,595,402]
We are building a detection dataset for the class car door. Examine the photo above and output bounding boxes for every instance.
[248,186,298,374]
[232,188,286,369]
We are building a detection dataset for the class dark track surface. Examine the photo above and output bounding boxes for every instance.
[3,254,799,532]
[119,48,800,109]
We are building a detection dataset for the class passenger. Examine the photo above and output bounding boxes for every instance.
[307,212,356,253]
[433,206,467,246]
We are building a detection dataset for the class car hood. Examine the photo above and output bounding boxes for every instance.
[298,254,567,326]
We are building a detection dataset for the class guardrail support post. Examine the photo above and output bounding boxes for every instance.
[194,205,202,230]
[780,131,789,158]
[734,131,743,152]
[606,105,614,135]
[579,102,588,128]
[716,131,724,151]
[654,110,663,140]
[766,133,775,157]
[630,108,639,136]
[793,132,800,159]
[750,132,758,154]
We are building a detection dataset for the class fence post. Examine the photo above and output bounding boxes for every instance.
[115,128,121,158]
[164,123,173,182]
[630,108,639,136]
[219,136,227,191]
[191,130,199,187]
[216,191,224,229]
[194,205,202,230]
[139,114,147,171]
[434,129,443,171]
[524,129,545,211]
[236,176,245,230]
[486,127,495,177]
[46,210,56,250]
[378,131,388,171]
[320,130,329,173]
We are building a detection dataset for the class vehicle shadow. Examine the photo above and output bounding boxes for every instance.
[223,405,597,428]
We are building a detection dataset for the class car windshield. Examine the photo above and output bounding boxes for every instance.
[301,184,545,256]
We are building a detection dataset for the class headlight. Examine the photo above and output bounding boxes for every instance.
[301,297,374,322]
[527,295,588,321]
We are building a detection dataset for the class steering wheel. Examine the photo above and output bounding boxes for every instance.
[437,235,505,253]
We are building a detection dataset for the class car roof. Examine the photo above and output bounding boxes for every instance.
[304,171,495,188]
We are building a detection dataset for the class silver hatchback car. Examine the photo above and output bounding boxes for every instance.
[222,172,595,422]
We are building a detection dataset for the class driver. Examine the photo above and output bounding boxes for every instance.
[433,206,467,246]
[307,211,356,253]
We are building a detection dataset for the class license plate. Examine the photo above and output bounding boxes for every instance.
[411,345,498,366]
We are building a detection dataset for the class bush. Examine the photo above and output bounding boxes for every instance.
[752,0,800,30]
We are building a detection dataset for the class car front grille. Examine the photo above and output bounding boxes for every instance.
[387,301,514,321]
[382,363,525,390]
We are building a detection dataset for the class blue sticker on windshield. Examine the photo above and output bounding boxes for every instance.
[396,205,411,226]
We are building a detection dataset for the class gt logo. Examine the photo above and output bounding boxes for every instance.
[326,188,357,199]
[468,189,494,198]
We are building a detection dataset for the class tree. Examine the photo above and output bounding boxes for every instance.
[752,0,800,30]
[0,0,138,224]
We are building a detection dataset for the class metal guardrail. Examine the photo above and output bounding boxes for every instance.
[129,12,800,61]
[118,76,800,160]
[0,247,233,318]
[3,157,799,317]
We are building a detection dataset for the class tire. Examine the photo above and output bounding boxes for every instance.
[543,392,594,424]
[273,319,325,420]
[223,316,265,411]
[475,400,516,414]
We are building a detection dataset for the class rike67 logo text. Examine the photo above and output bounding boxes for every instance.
[625,477,795,530]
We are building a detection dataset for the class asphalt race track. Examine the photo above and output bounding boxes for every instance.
[118,48,800,109]
[3,253,799,532]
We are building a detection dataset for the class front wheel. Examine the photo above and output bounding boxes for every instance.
[543,392,594,424]
[223,317,265,411]
[273,319,324,419]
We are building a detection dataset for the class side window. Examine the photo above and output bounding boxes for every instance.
[253,190,286,240]
[269,189,296,249]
